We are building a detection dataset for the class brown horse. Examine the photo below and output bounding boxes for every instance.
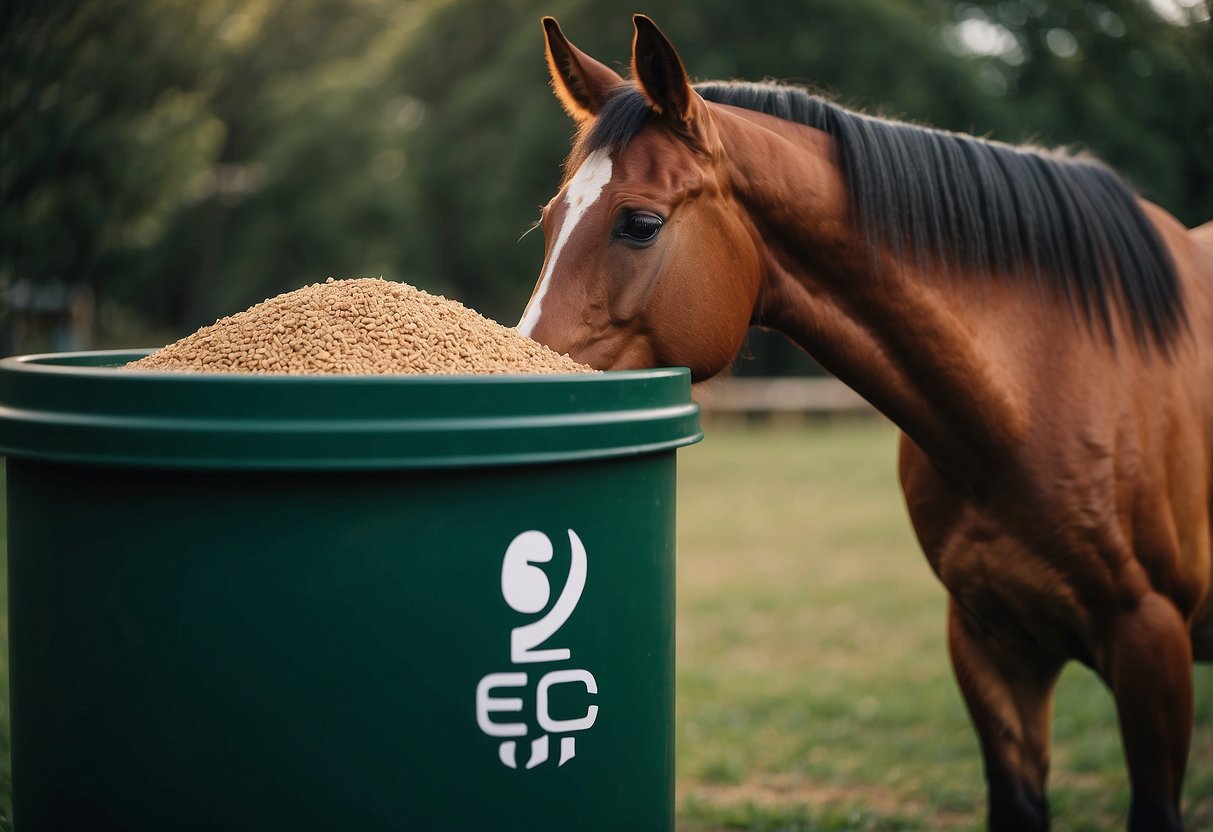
[518,15,1213,832]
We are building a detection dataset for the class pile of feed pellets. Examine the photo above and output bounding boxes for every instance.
[127,277,593,375]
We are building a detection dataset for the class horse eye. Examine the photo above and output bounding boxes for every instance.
[617,211,664,244]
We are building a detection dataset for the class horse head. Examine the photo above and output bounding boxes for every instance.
[517,16,763,381]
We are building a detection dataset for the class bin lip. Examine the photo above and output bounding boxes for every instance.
[0,350,703,470]
[1,349,612,380]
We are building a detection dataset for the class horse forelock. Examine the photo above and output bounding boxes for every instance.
[564,86,655,179]
[575,79,1187,354]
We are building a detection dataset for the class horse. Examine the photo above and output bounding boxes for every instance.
[517,15,1213,832]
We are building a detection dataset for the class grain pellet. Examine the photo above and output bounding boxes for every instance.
[126,278,594,375]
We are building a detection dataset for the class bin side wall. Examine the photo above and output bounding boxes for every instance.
[7,455,675,831]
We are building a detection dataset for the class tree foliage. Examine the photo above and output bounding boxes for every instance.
[2,0,1209,356]
[2,1,226,308]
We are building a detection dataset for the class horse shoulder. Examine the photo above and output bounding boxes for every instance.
[898,328,1212,655]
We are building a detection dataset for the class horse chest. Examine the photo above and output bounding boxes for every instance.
[901,448,1131,658]
[926,510,1094,653]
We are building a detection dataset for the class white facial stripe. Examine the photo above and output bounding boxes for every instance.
[517,150,613,336]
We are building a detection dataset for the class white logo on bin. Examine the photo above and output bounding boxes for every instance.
[475,529,598,768]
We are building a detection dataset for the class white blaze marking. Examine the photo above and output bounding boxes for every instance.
[517,150,613,336]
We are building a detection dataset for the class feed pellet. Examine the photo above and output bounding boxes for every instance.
[127,278,593,375]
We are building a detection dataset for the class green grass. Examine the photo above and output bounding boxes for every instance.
[674,419,1213,832]
[0,425,1210,831]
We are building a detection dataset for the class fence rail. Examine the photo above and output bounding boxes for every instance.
[694,377,874,416]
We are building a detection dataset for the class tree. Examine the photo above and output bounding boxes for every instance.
[933,0,1212,226]
[110,0,431,333]
[1,0,228,347]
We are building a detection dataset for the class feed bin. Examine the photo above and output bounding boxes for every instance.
[0,350,702,832]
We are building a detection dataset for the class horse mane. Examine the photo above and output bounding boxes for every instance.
[580,80,1185,352]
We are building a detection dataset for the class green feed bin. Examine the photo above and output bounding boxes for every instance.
[0,350,702,832]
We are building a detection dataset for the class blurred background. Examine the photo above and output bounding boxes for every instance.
[2,0,1211,366]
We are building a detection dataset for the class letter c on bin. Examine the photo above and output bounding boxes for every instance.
[536,669,598,733]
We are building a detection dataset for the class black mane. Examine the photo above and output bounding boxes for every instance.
[581,81,1184,351]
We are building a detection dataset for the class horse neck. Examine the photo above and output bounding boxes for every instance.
[716,106,1029,479]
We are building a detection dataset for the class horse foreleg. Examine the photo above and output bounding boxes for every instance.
[947,599,1063,832]
[1104,592,1193,832]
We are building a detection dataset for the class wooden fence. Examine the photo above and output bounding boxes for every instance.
[693,376,875,419]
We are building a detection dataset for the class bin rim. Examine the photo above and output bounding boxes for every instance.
[0,350,703,470]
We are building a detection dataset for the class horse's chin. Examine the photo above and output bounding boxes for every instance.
[568,335,658,373]
[532,323,727,379]
[574,339,730,383]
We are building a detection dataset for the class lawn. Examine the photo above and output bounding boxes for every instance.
[0,422,1209,831]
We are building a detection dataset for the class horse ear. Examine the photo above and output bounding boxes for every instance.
[631,15,697,126]
[543,17,623,124]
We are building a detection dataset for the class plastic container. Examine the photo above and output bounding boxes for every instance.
[0,350,701,832]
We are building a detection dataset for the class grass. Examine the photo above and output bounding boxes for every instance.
[0,423,1209,831]
[673,419,1213,832]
